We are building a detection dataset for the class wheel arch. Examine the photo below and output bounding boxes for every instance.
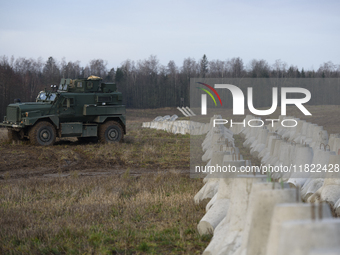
[28,116,59,130]
[30,117,58,130]
[104,117,125,134]
[95,115,125,134]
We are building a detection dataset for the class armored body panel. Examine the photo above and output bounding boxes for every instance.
[1,76,126,145]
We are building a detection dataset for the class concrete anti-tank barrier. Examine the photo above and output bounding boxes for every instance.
[203,175,266,255]
[143,112,340,254]
[278,219,340,255]
[266,203,332,255]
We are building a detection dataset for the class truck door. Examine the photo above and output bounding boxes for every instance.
[59,97,75,120]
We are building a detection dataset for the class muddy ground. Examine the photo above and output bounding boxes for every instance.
[0,108,193,180]
[1,106,340,180]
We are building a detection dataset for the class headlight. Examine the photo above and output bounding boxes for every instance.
[25,112,29,117]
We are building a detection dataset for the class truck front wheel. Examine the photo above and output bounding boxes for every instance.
[98,121,123,143]
[29,121,56,146]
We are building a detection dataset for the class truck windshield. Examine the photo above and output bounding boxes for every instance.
[36,92,57,102]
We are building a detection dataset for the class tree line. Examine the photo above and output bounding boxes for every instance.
[0,54,339,121]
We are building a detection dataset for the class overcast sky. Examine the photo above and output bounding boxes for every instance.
[0,0,339,70]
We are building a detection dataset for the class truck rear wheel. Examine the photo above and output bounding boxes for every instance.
[98,121,123,143]
[29,121,56,146]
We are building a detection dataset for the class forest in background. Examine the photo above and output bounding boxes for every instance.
[0,54,339,121]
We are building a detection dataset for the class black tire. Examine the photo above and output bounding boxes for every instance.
[29,121,56,146]
[98,121,123,143]
[8,129,20,142]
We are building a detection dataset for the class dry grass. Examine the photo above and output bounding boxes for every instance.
[0,108,212,254]
[0,122,190,175]
[3,105,337,254]
[0,172,210,254]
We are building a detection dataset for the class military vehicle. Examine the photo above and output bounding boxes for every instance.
[1,76,126,146]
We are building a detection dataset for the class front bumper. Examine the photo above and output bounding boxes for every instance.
[0,121,25,128]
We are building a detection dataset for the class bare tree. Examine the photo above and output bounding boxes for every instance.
[60,58,82,79]
[249,59,270,78]
[272,59,287,78]
[209,60,225,78]
[89,59,108,78]
[318,61,337,77]
[227,57,244,78]
[181,57,198,78]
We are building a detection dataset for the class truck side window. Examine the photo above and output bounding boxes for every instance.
[62,98,74,108]
[87,82,93,89]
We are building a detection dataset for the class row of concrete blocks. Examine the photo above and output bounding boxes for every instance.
[142,118,213,135]
[238,115,340,214]
[195,116,340,255]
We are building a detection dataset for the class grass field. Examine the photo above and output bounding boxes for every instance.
[0,108,211,255]
[0,172,211,254]
[1,105,339,254]
[0,112,191,177]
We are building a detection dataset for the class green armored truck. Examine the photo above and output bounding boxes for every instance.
[1,76,126,146]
